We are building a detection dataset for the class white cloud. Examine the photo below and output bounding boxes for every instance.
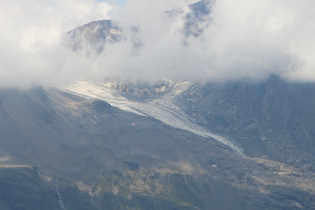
[94,0,315,83]
[197,0,315,82]
[0,0,112,87]
[1,0,315,88]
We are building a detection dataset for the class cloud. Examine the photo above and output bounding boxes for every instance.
[93,0,315,83]
[1,0,315,88]
[0,0,112,88]
[197,0,315,82]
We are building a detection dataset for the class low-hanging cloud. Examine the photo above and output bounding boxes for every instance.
[0,0,114,88]
[1,0,315,88]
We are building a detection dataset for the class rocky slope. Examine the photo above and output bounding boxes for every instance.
[0,86,314,209]
[177,76,315,167]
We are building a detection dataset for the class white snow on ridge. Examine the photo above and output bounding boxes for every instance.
[67,80,243,154]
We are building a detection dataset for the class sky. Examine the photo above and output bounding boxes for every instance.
[0,0,315,88]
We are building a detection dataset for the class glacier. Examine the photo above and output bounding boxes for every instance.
[67,80,243,154]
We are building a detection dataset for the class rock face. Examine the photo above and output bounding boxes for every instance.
[66,20,122,55]
[177,76,315,166]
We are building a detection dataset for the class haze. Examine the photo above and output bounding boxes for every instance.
[1,0,315,88]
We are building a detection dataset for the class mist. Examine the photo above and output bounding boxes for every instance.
[1,0,315,88]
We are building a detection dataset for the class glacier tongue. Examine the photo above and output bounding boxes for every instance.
[67,80,243,154]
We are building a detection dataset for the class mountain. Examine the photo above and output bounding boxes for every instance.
[1,80,314,209]
[65,20,122,56]
[1,0,315,209]
[66,0,213,56]
[177,76,315,165]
